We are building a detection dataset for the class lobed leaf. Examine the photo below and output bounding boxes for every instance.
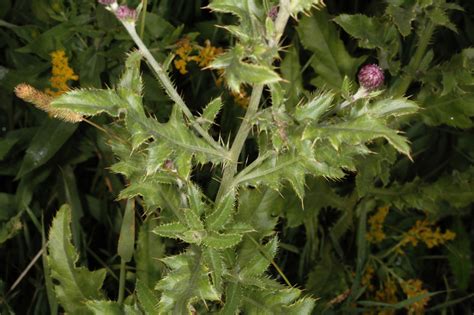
[47,205,106,314]
[303,115,411,157]
[51,89,127,117]
[156,251,220,314]
[203,232,243,249]
[206,190,236,231]
[297,10,365,90]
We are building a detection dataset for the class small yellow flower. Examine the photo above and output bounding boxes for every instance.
[361,265,375,292]
[401,279,430,314]
[174,59,188,75]
[45,50,79,97]
[400,219,456,249]
[198,40,223,67]
[230,89,250,108]
[373,278,398,315]
[366,206,389,243]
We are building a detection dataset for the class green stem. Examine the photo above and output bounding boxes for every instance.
[216,84,264,201]
[122,22,223,152]
[139,0,148,38]
[215,0,292,201]
[389,21,435,98]
[118,260,126,304]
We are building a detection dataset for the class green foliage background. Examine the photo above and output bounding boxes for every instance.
[0,0,473,314]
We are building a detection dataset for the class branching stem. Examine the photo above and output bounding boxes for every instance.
[122,22,224,152]
[216,0,292,201]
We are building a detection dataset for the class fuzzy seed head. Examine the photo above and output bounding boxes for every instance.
[115,5,137,21]
[358,64,384,90]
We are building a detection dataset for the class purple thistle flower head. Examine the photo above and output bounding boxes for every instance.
[115,5,137,21]
[358,64,384,90]
[98,0,116,5]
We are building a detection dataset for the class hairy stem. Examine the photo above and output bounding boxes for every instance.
[122,22,224,152]
[216,0,292,201]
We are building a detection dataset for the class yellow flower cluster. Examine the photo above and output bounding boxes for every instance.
[366,206,389,243]
[46,50,79,96]
[173,37,249,107]
[361,265,375,292]
[363,276,428,315]
[400,219,456,249]
[401,279,430,314]
[374,279,398,315]
[173,37,223,75]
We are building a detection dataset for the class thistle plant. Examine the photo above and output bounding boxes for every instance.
[17,0,473,313]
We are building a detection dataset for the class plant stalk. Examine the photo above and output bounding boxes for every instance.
[216,0,291,201]
[118,260,126,304]
[122,22,224,152]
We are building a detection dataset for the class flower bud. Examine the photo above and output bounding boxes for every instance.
[358,64,384,90]
[115,5,137,21]
[268,6,279,21]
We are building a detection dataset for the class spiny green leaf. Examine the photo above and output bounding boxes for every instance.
[303,115,411,157]
[294,91,335,122]
[355,98,418,118]
[199,97,223,131]
[209,45,281,93]
[333,14,399,51]
[207,0,263,21]
[241,287,314,314]
[203,232,243,249]
[206,190,236,231]
[147,108,229,164]
[289,0,325,16]
[284,297,316,314]
[47,205,106,315]
[183,209,204,231]
[428,6,457,32]
[419,93,474,129]
[118,180,180,215]
[135,220,165,289]
[297,10,364,90]
[280,45,303,107]
[234,151,307,201]
[156,251,220,314]
[219,282,242,315]
[203,248,225,293]
[239,237,278,278]
[136,279,160,314]
[385,3,416,36]
[118,50,143,95]
[152,222,187,239]
[85,300,141,314]
[187,183,206,216]
[145,142,172,176]
[375,167,474,216]
[51,89,127,117]
[236,188,283,237]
